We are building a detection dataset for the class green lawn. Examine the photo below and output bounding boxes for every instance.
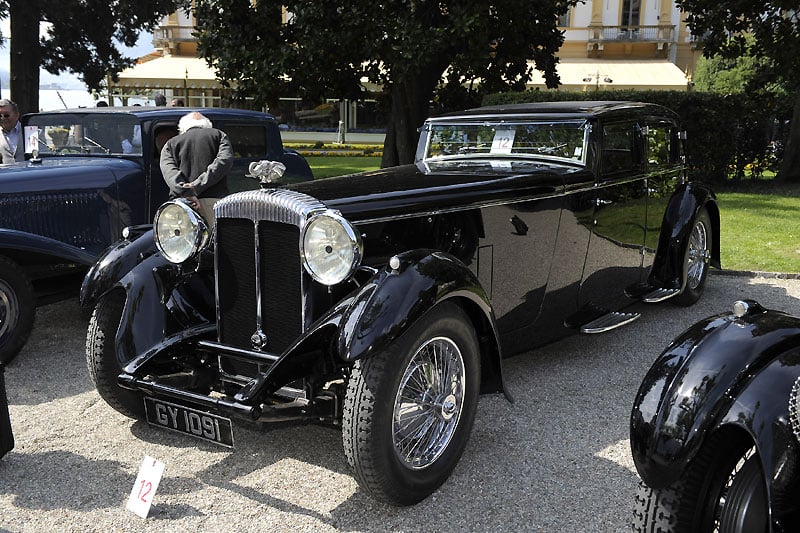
[306,155,380,178]
[306,155,800,273]
[718,188,800,273]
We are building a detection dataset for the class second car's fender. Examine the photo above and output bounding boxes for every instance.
[631,301,800,489]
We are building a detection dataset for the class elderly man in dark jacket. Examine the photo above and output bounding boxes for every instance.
[160,111,233,225]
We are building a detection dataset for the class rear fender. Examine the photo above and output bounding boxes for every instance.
[648,181,720,289]
[631,302,800,488]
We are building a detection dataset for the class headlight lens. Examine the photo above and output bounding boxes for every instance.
[154,200,209,264]
[301,211,362,285]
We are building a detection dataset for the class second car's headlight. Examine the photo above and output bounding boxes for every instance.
[154,200,210,264]
[301,211,362,285]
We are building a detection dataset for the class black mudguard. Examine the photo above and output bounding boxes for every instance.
[79,228,159,309]
[648,181,720,290]
[238,249,507,402]
[631,302,800,499]
[0,228,96,266]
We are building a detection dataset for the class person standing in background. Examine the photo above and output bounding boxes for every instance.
[160,112,233,226]
[0,99,24,163]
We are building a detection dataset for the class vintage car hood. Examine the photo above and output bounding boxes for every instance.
[0,157,141,194]
[289,160,589,221]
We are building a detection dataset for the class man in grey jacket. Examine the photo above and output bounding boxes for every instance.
[159,112,233,225]
[0,99,24,164]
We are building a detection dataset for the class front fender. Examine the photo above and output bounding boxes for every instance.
[631,301,800,488]
[337,249,505,395]
[239,249,506,402]
[79,228,158,308]
[648,181,720,289]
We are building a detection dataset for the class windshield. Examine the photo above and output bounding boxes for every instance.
[26,113,142,156]
[419,120,589,165]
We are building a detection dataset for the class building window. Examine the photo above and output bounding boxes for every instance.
[622,0,641,28]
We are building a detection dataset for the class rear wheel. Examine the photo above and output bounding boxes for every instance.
[0,256,35,365]
[674,207,712,307]
[86,292,144,419]
[633,435,768,532]
[342,302,480,505]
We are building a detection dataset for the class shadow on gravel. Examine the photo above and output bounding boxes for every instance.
[0,450,131,511]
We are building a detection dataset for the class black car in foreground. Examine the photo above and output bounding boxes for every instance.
[631,300,800,532]
[0,106,311,364]
[81,101,720,505]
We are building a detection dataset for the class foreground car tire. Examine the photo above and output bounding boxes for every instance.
[342,302,480,505]
[632,435,768,532]
[674,207,712,307]
[86,293,144,419]
[0,256,35,365]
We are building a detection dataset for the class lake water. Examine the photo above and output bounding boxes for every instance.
[37,89,150,111]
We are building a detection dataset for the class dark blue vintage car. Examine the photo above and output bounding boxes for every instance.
[0,107,312,363]
[631,300,800,532]
[81,101,719,505]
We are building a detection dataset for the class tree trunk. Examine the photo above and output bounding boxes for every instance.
[9,0,41,114]
[777,91,800,182]
[381,64,444,168]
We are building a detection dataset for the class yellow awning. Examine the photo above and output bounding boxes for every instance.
[114,55,221,90]
[528,59,690,91]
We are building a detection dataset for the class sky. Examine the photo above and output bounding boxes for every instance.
[0,19,155,93]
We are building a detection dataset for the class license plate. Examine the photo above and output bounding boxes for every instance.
[144,397,234,448]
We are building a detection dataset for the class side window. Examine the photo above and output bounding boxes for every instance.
[222,125,268,158]
[645,124,673,167]
[602,123,637,175]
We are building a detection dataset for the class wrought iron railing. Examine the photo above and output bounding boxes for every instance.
[588,25,675,44]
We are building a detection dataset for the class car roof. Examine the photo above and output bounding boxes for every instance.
[24,106,277,122]
[431,101,677,122]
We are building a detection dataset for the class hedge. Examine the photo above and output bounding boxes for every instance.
[481,90,794,183]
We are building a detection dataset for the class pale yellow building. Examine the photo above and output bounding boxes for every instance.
[110,0,697,106]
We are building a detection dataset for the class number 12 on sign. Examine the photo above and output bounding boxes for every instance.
[126,455,166,518]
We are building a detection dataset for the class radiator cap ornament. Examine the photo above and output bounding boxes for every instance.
[248,160,287,187]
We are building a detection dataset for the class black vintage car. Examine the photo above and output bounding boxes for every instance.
[81,101,720,505]
[0,107,311,363]
[631,300,800,532]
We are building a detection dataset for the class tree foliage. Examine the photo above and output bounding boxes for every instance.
[195,0,575,167]
[0,0,185,114]
[693,35,786,95]
[677,1,800,181]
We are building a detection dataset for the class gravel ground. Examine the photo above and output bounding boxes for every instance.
[1,272,799,532]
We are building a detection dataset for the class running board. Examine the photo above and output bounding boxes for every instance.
[580,311,641,334]
[642,288,680,303]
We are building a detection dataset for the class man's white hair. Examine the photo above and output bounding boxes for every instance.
[178,112,213,134]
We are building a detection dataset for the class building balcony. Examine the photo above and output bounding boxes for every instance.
[588,24,675,46]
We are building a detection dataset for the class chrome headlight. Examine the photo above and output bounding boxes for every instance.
[301,211,362,285]
[154,200,210,264]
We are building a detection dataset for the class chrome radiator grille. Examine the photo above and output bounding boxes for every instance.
[214,189,325,356]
